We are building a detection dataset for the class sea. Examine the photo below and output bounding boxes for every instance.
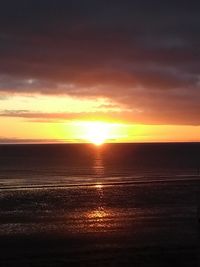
[0,143,199,266]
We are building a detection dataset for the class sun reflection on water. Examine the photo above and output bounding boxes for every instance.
[94,183,103,189]
[93,149,104,178]
[78,181,113,232]
[65,184,128,234]
[64,154,129,234]
[86,207,108,220]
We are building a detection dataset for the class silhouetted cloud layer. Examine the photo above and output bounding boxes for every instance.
[0,1,200,124]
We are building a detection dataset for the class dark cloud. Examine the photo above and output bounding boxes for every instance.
[0,0,200,124]
[0,109,130,123]
[0,137,73,143]
[1,106,200,126]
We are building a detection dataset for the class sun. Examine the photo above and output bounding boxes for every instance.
[87,135,105,146]
[83,122,110,145]
[70,121,125,145]
[74,121,113,145]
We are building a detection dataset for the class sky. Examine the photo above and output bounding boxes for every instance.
[0,0,200,143]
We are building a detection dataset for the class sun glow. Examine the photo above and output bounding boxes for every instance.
[83,122,111,145]
[71,121,124,145]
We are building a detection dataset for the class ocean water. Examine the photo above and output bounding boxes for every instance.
[0,143,199,266]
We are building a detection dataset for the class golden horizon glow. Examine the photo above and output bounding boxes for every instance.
[1,93,200,143]
[1,117,200,143]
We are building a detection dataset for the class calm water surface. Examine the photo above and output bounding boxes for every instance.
[0,143,199,266]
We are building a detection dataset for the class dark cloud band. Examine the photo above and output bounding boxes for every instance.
[0,0,200,125]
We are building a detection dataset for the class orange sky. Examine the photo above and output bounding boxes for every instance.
[0,2,200,143]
